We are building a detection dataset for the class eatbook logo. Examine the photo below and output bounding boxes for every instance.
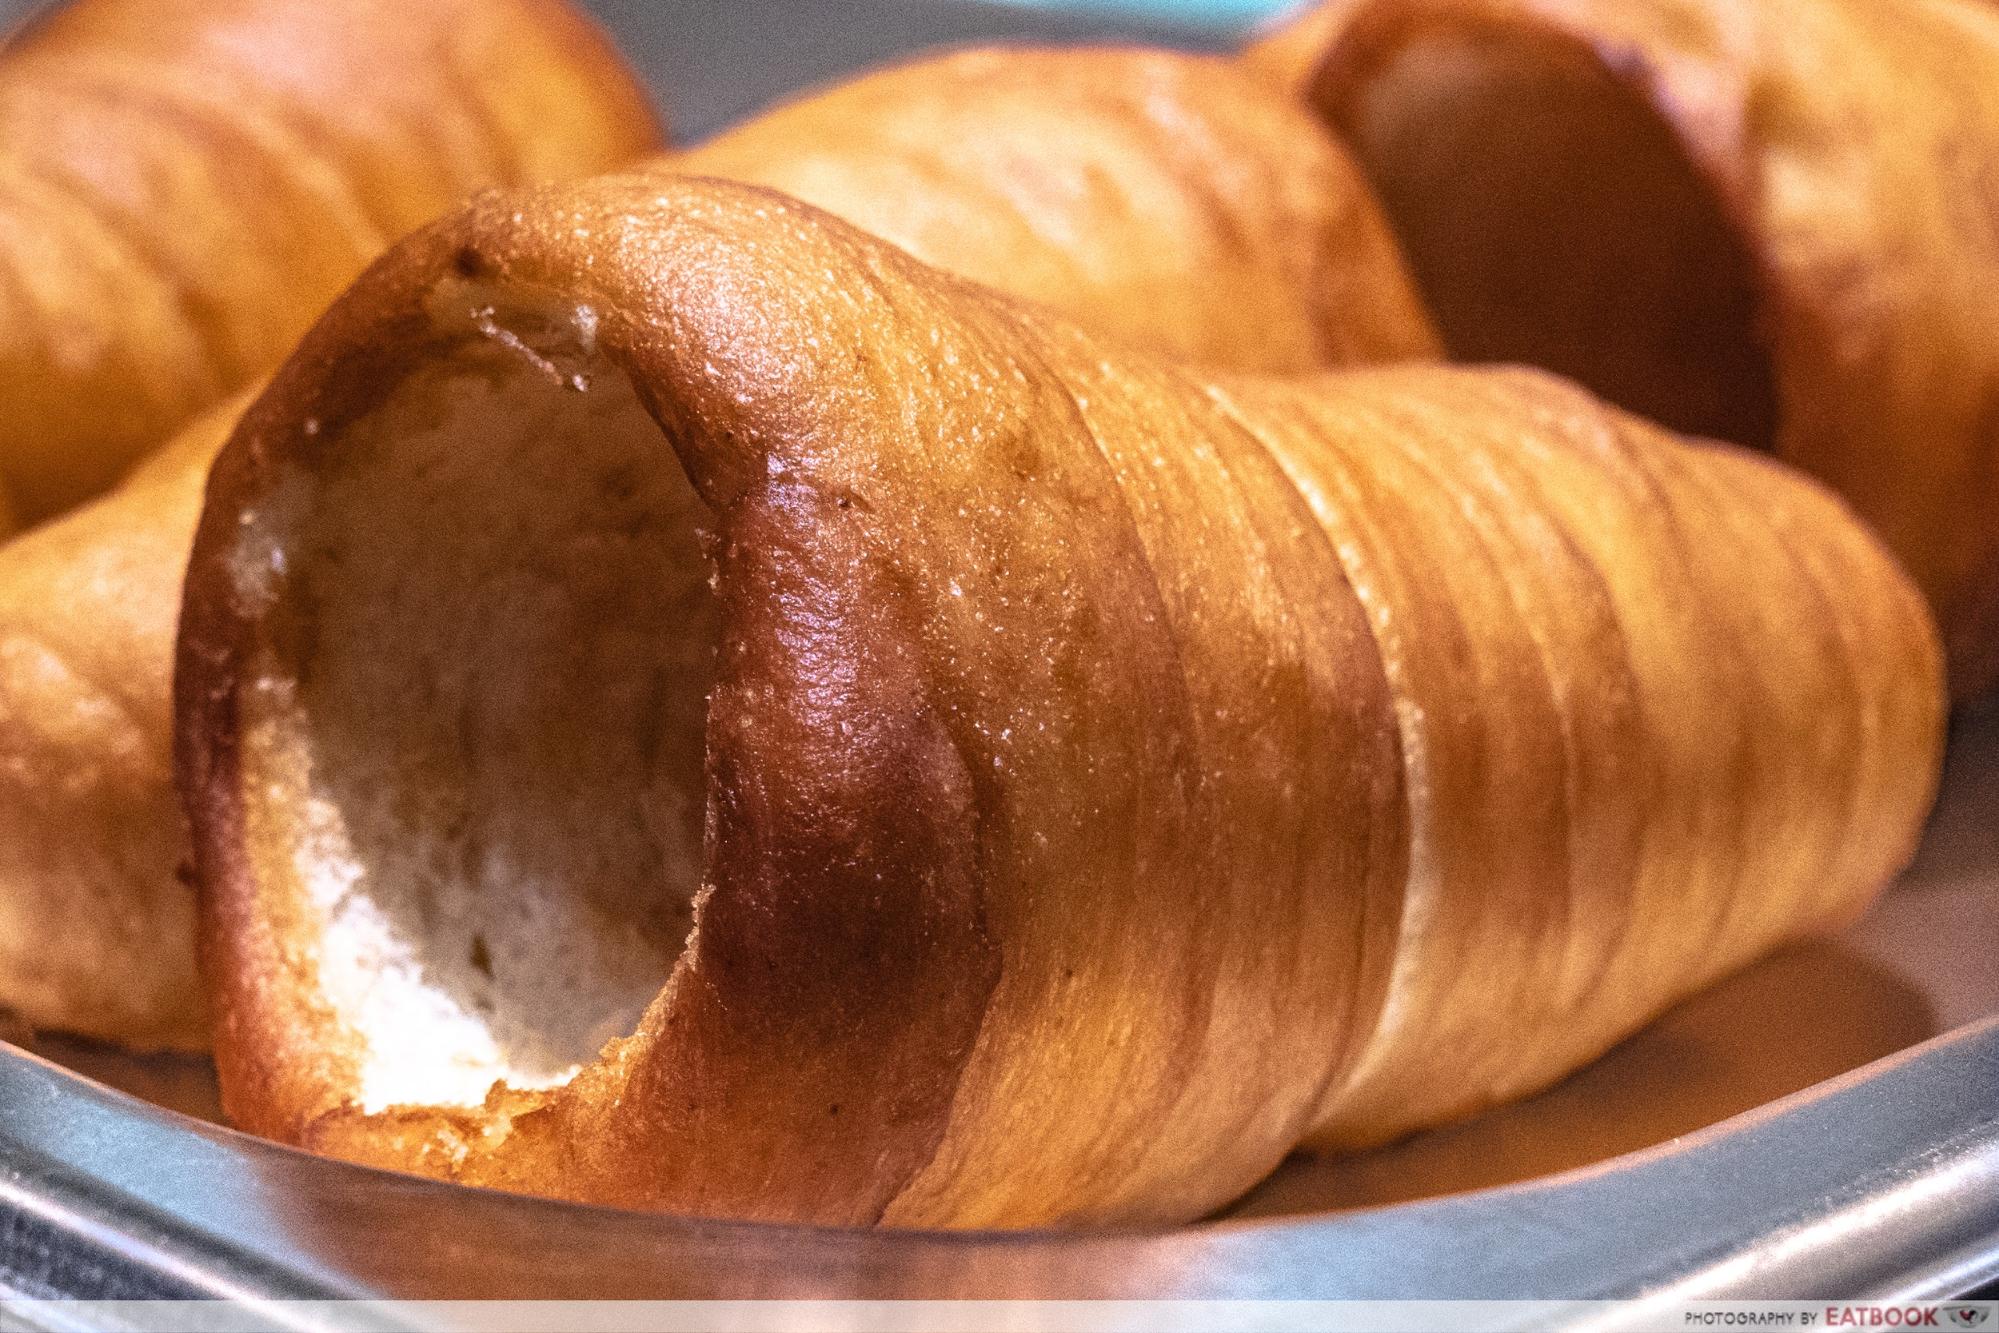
[1819,1307,1997,1328]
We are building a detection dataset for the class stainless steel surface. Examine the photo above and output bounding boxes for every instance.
[1,0,1997,1320]
[1,1018,1995,1311]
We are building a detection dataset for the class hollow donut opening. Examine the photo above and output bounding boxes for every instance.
[1322,15,1779,452]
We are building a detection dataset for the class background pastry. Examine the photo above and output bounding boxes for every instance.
[674,44,1438,371]
[0,396,241,1050]
[1250,0,1999,698]
[0,0,662,524]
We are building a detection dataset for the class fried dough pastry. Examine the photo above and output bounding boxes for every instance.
[0,0,661,524]
[176,178,1942,1226]
[1248,0,1999,697]
[5,41,1437,1052]
[673,45,1439,371]
[0,395,239,1050]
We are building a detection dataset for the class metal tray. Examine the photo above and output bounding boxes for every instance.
[2,0,1997,1321]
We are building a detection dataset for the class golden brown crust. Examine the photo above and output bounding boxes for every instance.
[179,177,1943,1226]
[1251,0,1999,698]
[1213,373,1945,1147]
[671,45,1440,372]
[0,393,242,1051]
[0,0,662,524]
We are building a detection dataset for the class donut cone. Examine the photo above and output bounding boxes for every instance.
[0,0,662,525]
[0,395,240,1050]
[672,45,1440,372]
[176,178,1943,1226]
[1248,0,1999,698]
[1,42,1440,1054]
